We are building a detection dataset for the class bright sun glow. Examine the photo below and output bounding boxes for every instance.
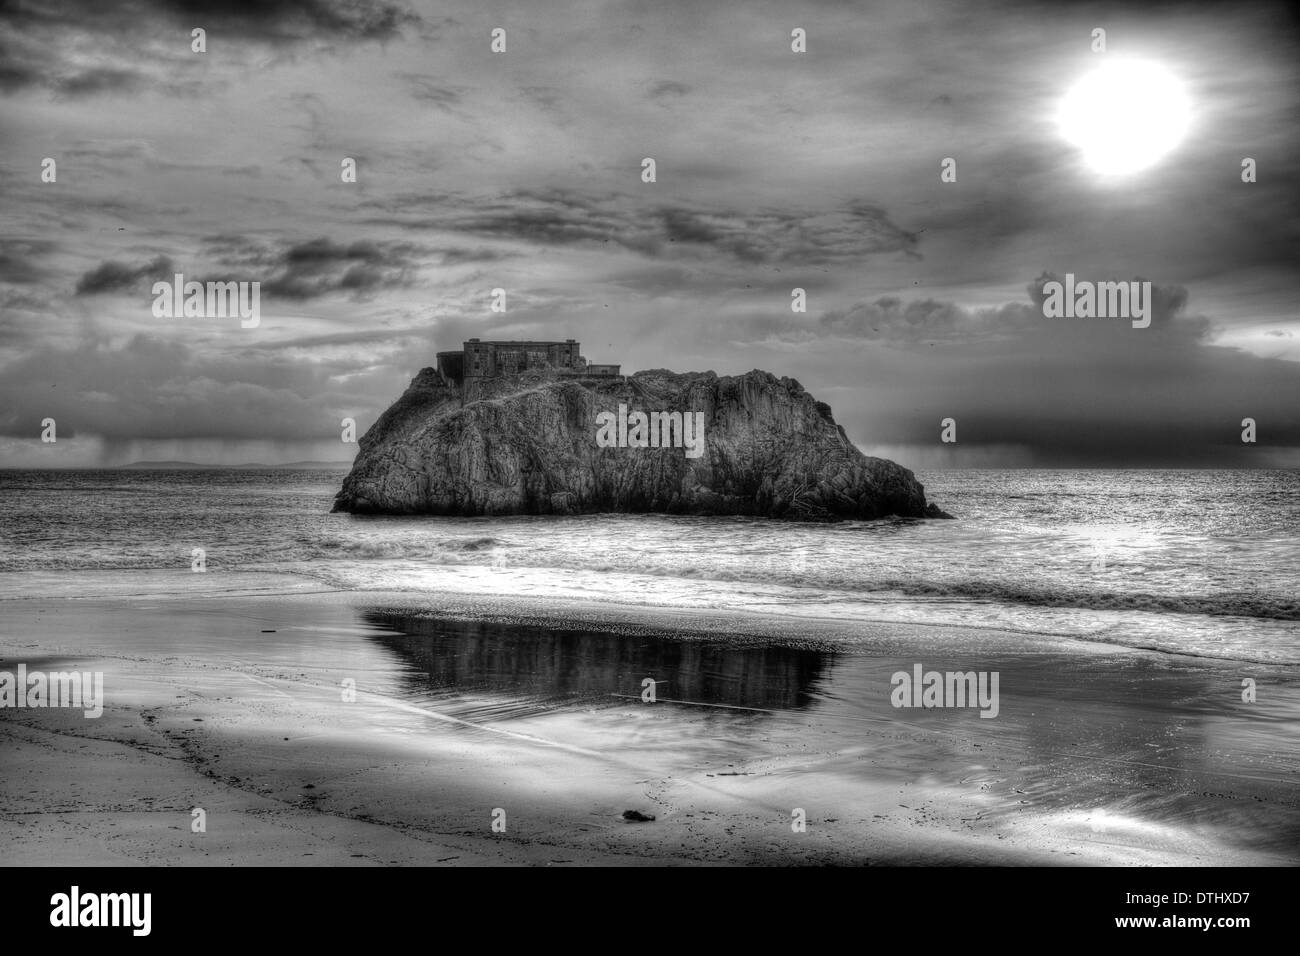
[1058,60,1191,175]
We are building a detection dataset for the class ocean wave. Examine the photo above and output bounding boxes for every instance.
[293,548,1299,623]
[309,536,501,558]
[302,543,1297,622]
[869,579,1300,622]
[2,542,1294,624]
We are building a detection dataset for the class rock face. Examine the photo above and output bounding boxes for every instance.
[332,367,951,521]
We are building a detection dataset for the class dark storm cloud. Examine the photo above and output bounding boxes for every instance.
[74,255,175,295]
[437,189,633,248]
[258,238,424,300]
[0,0,421,97]
[71,239,422,301]
[198,234,428,298]
[761,274,1295,465]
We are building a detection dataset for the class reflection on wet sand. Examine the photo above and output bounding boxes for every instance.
[364,610,834,714]
[363,609,1300,862]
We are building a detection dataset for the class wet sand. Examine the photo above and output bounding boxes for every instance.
[2,571,1297,866]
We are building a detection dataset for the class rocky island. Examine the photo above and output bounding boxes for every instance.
[332,339,950,521]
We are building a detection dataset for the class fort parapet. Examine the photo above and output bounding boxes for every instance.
[436,339,621,403]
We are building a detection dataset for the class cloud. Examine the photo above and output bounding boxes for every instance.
[0,333,397,442]
[0,290,58,348]
[365,188,921,264]
[814,274,1212,347]
[0,0,422,97]
[437,247,515,265]
[0,0,421,44]
[0,239,58,285]
[401,75,468,112]
[53,67,143,98]
[648,80,691,99]
[518,85,565,116]
[259,326,428,351]
[257,238,424,300]
[71,239,423,302]
[753,275,1298,466]
[176,0,422,43]
[74,255,175,295]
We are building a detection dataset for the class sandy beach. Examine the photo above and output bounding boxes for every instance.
[2,569,1296,867]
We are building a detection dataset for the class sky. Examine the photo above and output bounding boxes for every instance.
[1,0,1297,468]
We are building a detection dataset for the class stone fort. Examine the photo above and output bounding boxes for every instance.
[436,339,621,402]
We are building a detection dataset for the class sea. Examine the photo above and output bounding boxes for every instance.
[1,468,1296,665]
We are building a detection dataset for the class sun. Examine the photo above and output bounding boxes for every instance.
[1058,59,1191,175]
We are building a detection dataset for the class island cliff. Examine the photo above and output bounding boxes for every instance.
[332,367,951,521]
